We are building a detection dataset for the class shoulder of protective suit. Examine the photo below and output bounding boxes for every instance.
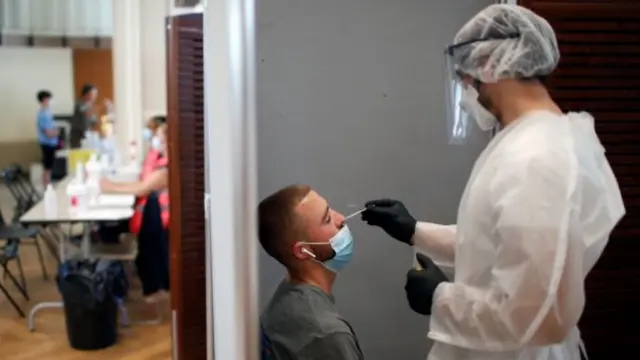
[497,114,575,178]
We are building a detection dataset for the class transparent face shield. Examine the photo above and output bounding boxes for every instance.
[444,33,520,145]
[444,56,470,145]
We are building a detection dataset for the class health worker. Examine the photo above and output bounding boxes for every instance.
[362,4,625,360]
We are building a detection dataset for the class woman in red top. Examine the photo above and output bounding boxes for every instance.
[101,124,170,315]
[101,123,168,198]
[141,115,166,176]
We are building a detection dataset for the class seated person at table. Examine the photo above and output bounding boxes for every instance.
[101,123,170,304]
[141,114,167,173]
[259,185,365,360]
[100,123,168,198]
[96,116,166,243]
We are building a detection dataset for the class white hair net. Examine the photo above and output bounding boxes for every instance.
[448,4,560,83]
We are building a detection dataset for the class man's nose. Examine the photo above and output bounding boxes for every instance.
[334,212,346,228]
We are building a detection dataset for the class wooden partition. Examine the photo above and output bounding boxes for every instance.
[72,49,113,115]
[520,1,640,358]
[166,13,207,360]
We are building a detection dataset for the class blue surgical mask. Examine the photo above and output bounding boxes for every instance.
[142,128,153,140]
[303,226,355,273]
[151,136,163,151]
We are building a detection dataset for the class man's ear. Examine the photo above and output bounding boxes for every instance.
[292,242,315,260]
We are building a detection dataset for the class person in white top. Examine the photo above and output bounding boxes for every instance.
[362,4,625,360]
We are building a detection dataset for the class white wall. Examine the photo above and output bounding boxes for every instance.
[112,0,143,157]
[0,47,74,142]
[141,0,169,119]
[111,0,168,158]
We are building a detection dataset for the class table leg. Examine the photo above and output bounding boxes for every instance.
[27,301,64,332]
[38,228,61,264]
[116,297,130,327]
[82,223,91,259]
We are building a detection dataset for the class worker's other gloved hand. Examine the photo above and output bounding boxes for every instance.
[405,253,448,316]
[361,199,417,245]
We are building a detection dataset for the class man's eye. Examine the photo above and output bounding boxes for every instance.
[326,215,332,223]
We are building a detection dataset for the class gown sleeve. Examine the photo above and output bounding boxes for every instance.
[412,222,457,278]
[427,149,585,351]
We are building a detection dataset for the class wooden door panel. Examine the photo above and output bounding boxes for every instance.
[167,13,206,360]
[520,1,640,358]
[72,49,113,115]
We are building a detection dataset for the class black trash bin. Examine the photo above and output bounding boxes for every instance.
[57,259,128,350]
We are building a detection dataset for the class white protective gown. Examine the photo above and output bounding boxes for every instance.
[413,110,625,360]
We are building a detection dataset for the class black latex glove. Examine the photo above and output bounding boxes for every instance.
[361,199,417,245]
[405,253,448,316]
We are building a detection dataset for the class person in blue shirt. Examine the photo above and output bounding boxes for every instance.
[36,90,58,186]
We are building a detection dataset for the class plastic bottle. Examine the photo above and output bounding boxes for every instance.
[44,184,57,218]
[75,162,85,184]
[86,154,101,181]
[99,154,111,175]
[86,154,103,205]
[67,177,88,213]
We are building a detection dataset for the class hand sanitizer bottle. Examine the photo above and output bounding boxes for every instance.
[75,162,85,184]
[86,154,102,181]
[66,180,88,214]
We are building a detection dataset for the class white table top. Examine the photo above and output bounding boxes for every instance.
[20,176,136,224]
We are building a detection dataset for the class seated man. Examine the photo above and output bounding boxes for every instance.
[259,185,364,360]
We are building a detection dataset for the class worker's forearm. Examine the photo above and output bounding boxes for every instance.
[104,182,148,197]
[411,222,456,268]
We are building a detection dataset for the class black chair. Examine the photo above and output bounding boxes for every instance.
[0,207,46,276]
[0,239,30,317]
[1,165,41,219]
[0,167,49,281]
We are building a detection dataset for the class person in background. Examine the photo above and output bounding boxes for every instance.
[101,123,169,199]
[143,115,167,143]
[36,90,58,187]
[141,115,167,175]
[259,185,364,360]
[101,123,170,309]
[70,83,98,148]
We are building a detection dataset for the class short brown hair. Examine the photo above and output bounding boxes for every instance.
[258,184,311,266]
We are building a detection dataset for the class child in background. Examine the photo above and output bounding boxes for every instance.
[36,90,58,187]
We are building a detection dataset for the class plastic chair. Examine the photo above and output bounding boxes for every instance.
[0,239,30,317]
[1,166,40,218]
[0,167,49,281]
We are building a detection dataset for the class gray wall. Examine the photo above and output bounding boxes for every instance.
[256,1,492,359]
